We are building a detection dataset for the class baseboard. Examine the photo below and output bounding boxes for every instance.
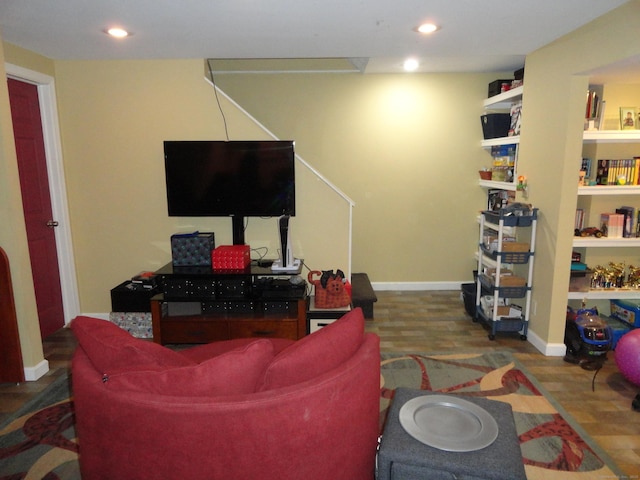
[372,281,462,291]
[527,330,566,356]
[81,312,110,320]
[24,359,50,381]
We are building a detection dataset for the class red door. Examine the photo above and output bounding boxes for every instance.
[8,78,65,339]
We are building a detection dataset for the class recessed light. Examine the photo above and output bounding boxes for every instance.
[106,27,130,38]
[403,58,419,72]
[415,23,439,34]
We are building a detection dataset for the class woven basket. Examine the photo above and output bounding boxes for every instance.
[479,170,492,180]
[308,270,351,309]
[502,242,529,252]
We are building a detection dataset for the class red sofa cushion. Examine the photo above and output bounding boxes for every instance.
[105,338,275,396]
[256,307,365,391]
[71,316,194,374]
[181,337,294,363]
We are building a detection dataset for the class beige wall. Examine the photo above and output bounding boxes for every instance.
[3,1,640,371]
[53,59,352,313]
[214,72,496,282]
[518,0,640,348]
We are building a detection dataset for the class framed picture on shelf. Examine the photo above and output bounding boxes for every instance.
[619,106,637,130]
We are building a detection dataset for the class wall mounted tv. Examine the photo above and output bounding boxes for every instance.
[164,140,295,245]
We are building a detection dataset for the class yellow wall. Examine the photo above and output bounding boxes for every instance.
[52,59,352,312]
[214,72,495,282]
[517,0,640,347]
[3,1,640,370]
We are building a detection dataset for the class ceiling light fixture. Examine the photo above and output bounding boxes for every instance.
[106,27,130,38]
[415,23,440,34]
[403,58,419,72]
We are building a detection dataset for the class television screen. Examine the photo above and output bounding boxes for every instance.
[164,140,295,217]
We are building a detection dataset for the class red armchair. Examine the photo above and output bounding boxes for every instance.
[71,308,380,480]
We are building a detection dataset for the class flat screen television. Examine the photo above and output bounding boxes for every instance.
[164,140,295,245]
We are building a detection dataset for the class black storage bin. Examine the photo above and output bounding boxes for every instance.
[488,79,512,97]
[461,283,477,318]
[514,68,524,81]
[110,281,158,312]
[480,113,511,139]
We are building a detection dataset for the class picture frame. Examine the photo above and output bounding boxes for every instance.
[619,107,637,130]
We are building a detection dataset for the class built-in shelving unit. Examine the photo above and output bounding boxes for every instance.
[578,185,640,195]
[583,130,640,143]
[570,122,640,301]
[480,85,522,190]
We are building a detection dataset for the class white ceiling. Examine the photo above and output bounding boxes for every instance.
[0,0,631,74]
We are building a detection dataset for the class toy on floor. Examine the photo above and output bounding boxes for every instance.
[564,307,613,370]
[615,329,640,386]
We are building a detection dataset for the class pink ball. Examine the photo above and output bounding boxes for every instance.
[615,329,640,386]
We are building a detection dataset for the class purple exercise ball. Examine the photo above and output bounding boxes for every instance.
[615,329,640,386]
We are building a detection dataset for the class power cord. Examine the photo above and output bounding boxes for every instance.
[206,59,230,141]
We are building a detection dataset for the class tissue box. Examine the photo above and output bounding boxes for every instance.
[212,245,251,270]
[171,232,215,266]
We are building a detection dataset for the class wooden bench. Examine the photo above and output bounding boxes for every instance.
[351,273,377,319]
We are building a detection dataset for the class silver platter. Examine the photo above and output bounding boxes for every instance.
[398,394,499,452]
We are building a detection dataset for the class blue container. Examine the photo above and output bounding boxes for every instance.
[603,315,634,349]
[610,299,640,328]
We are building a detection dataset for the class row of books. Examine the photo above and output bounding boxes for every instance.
[585,89,600,120]
[575,206,639,238]
[594,158,640,185]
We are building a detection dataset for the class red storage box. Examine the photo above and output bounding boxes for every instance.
[211,245,250,270]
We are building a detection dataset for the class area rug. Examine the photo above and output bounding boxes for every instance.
[0,352,623,479]
[0,374,79,479]
[380,351,624,480]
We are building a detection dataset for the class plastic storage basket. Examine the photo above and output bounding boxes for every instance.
[483,208,538,227]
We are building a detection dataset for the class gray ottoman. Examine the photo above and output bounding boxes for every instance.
[376,388,526,480]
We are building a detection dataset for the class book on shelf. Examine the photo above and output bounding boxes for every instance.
[585,90,599,119]
[597,100,607,130]
[594,158,640,185]
[509,100,522,136]
[600,213,624,238]
[580,158,592,179]
[595,159,610,185]
[575,208,585,231]
[616,206,636,238]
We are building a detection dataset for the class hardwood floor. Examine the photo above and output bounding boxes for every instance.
[1,290,639,476]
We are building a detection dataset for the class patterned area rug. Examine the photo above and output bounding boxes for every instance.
[0,374,79,479]
[380,351,623,480]
[0,352,623,479]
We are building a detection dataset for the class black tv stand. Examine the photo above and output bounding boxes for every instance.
[150,261,307,345]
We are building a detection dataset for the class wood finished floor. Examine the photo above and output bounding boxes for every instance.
[1,290,639,477]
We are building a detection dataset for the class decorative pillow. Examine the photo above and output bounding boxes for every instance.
[71,316,195,374]
[105,339,275,396]
[256,307,365,392]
